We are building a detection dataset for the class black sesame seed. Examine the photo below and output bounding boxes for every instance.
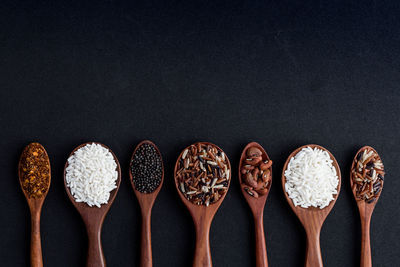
[378,174,384,181]
[130,143,163,193]
[356,152,362,161]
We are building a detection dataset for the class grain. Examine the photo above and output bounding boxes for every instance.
[176,142,230,206]
[65,143,118,208]
[284,147,338,209]
[130,142,163,193]
[352,147,385,203]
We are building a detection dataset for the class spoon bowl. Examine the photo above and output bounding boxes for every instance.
[129,140,164,267]
[350,146,384,210]
[18,142,51,267]
[64,142,121,267]
[350,146,384,267]
[174,142,231,267]
[281,144,341,267]
[238,142,272,267]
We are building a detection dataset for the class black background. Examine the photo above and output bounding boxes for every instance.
[1,1,399,266]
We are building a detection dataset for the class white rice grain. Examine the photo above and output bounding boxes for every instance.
[284,146,338,209]
[66,143,118,208]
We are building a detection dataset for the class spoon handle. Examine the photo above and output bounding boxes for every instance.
[305,228,323,267]
[254,212,268,267]
[193,219,212,267]
[141,211,153,267]
[360,216,372,267]
[30,210,43,267]
[86,224,105,267]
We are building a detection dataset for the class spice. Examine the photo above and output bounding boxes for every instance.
[65,143,118,208]
[240,146,272,198]
[130,142,163,193]
[284,146,339,209]
[19,143,51,199]
[351,147,385,203]
[175,142,230,206]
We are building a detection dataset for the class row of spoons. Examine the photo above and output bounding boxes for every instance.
[18,141,384,267]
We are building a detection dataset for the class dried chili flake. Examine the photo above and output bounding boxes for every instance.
[19,143,50,199]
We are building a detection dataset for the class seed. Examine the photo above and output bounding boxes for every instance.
[130,142,163,194]
[19,143,50,199]
[247,147,262,158]
[352,148,384,202]
[366,161,374,169]
[243,172,258,188]
[176,142,230,206]
[180,182,185,193]
[240,145,272,198]
[182,149,189,159]
[184,158,190,169]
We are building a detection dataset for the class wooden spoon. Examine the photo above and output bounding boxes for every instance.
[238,142,272,267]
[18,143,51,267]
[281,144,341,267]
[129,140,164,267]
[174,142,231,267]
[350,146,384,267]
[64,142,121,267]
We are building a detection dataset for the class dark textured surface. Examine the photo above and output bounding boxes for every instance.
[1,1,399,266]
[131,143,162,193]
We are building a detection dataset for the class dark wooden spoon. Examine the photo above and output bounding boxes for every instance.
[239,142,272,267]
[129,140,164,267]
[174,142,231,267]
[281,144,341,267]
[350,146,384,267]
[18,143,51,267]
[64,142,121,267]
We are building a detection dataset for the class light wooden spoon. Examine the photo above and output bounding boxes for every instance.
[282,144,341,267]
[64,142,121,267]
[174,142,231,267]
[129,140,164,267]
[350,146,385,267]
[18,142,51,267]
[238,142,272,267]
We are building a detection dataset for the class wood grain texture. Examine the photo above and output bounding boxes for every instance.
[64,142,121,267]
[239,142,272,267]
[29,200,44,267]
[174,142,231,267]
[129,140,164,267]
[19,143,51,267]
[358,203,372,267]
[282,144,341,267]
[350,146,384,267]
